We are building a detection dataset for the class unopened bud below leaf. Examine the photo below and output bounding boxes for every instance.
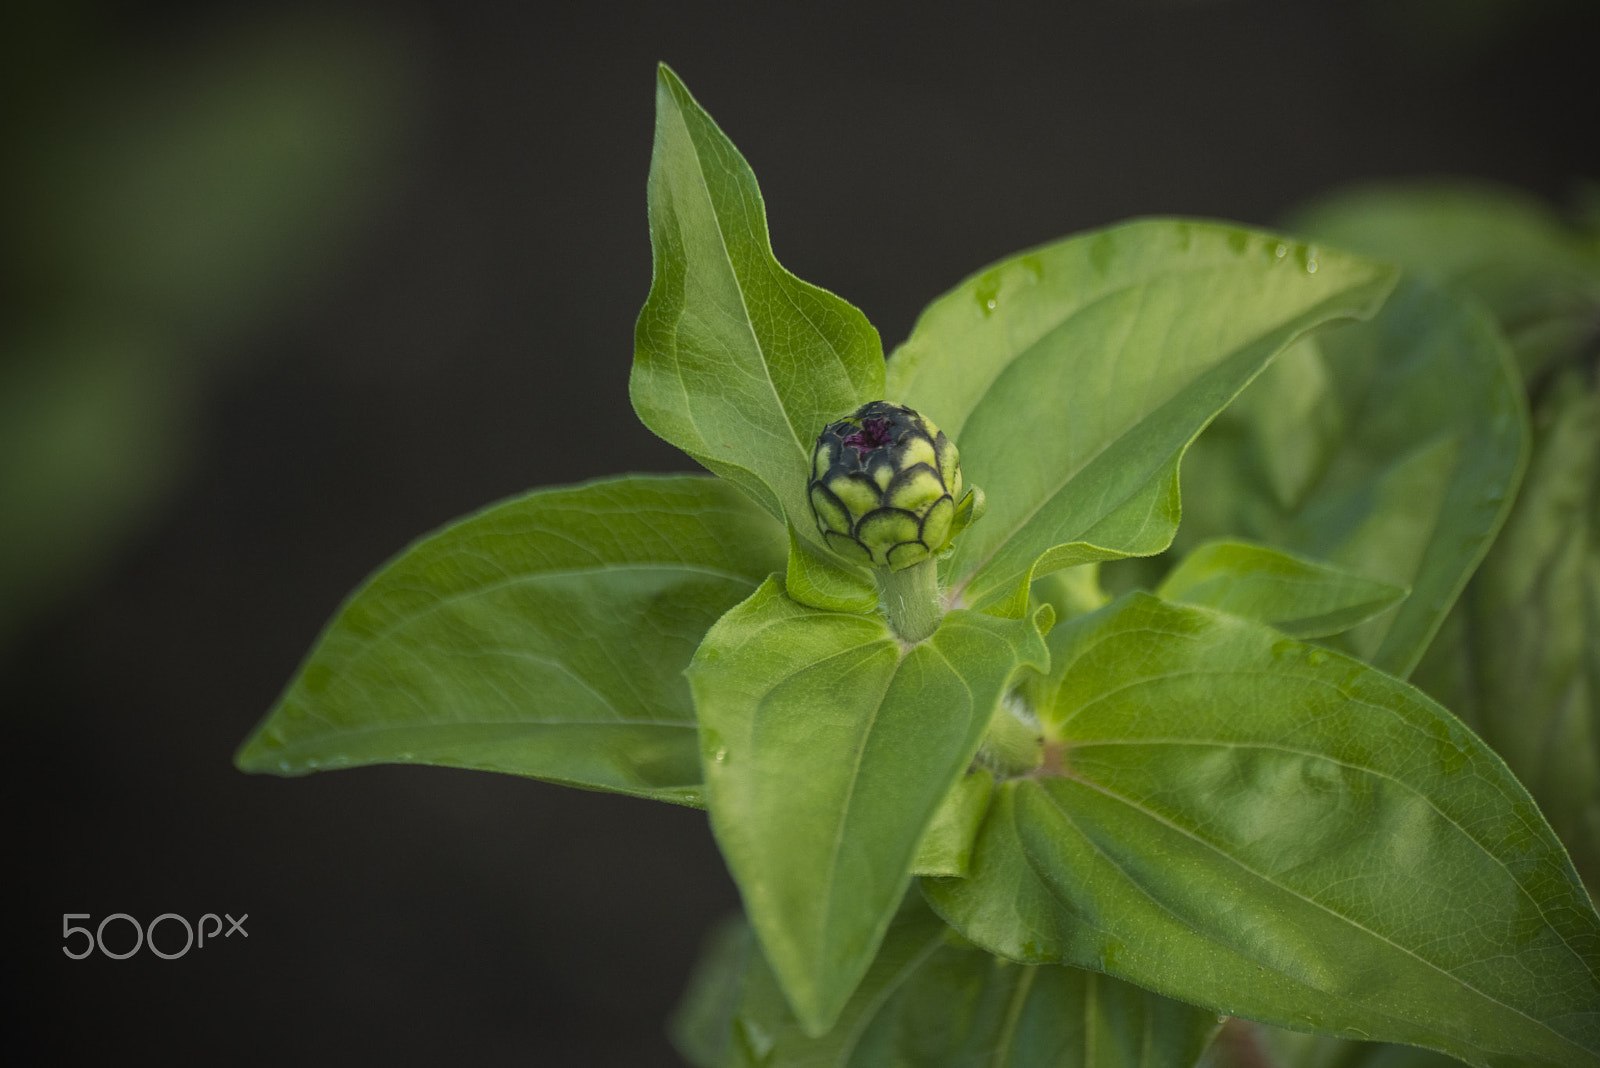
[809,401,984,571]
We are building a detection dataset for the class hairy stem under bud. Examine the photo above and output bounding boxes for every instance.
[876,559,943,644]
[977,702,1044,776]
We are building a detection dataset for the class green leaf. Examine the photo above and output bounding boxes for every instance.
[689,578,1049,1034]
[1172,275,1529,677]
[1419,369,1600,890]
[927,593,1600,1066]
[674,895,951,1067]
[1030,565,1113,628]
[911,769,994,878]
[886,220,1397,618]
[674,895,1219,1068]
[1290,182,1600,381]
[1246,1020,1463,1068]
[235,474,784,805]
[672,915,756,1068]
[924,774,1068,965]
[631,65,884,531]
[785,521,879,614]
[889,947,1220,1068]
[1156,540,1407,639]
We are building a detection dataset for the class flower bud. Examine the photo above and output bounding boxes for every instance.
[808,401,983,571]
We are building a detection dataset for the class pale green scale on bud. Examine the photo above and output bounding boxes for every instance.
[808,401,984,571]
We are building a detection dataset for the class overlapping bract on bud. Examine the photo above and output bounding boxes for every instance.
[809,401,983,571]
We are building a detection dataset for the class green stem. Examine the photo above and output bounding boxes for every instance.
[876,559,943,643]
[978,703,1043,776]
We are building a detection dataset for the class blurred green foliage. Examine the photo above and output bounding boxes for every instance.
[1,4,414,645]
[1198,182,1600,1068]
[1289,181,1600,887]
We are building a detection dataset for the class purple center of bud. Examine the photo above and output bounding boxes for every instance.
[842,418,893,453]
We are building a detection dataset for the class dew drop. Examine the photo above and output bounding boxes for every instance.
[974,275,1001,315]
[713,746,728,764]
[1305,257,1318,273]
[278,760,292,772]
[1274,243,1287,259]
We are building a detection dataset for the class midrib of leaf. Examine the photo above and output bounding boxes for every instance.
[937,259,1379,606]
[1034,785,1485,1042]
[819,629,979,946]
[677,127,803,468]
[287,647,638,731]
[327,561,758,665]
[1040,773,1593,1051]
[1058,663,1594,972]
[945,280,1287,604]
[945,400,1128,608]
[831,928,946,1066]
[673,93,863,481]
[272,718,699,750]
[916,270,1153,478]
[1068,732,1591,968]
[814,637,981,966]
[811,642,910,978]
[989,963,1037,1068]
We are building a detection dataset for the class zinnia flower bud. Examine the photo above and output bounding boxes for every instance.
[808,401,983,571]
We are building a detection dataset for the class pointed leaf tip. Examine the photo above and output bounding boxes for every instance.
[632,65,884,544]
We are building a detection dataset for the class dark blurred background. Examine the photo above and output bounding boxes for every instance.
[9,0,1594,1063]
